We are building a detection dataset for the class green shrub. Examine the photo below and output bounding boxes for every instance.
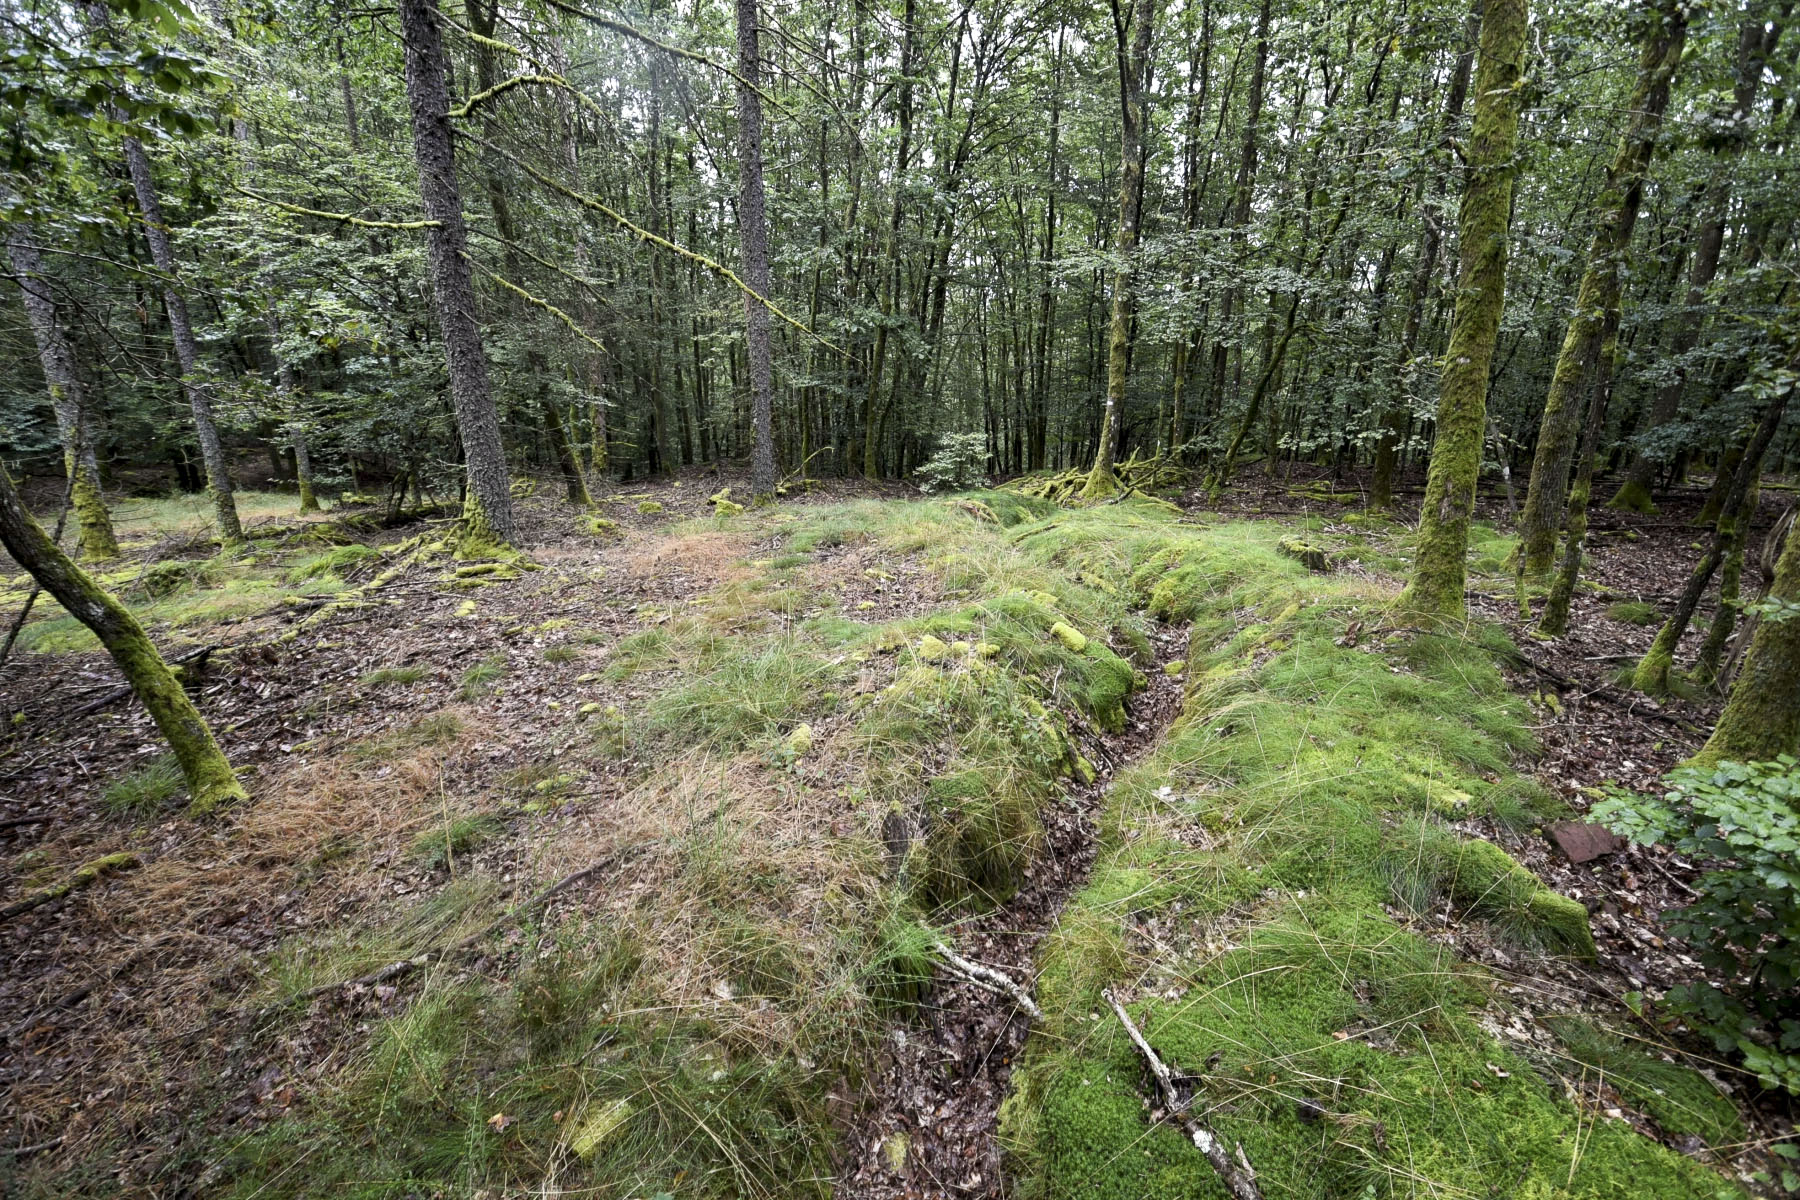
[1595,756,1800,1092]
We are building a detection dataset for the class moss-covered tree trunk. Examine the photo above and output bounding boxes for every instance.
[1535,4,1686,632]
[1082,0,1156,500]
[0,465,245,813]
[6,227,119,560]
[1632,384,1790,694]
[1395,0,1527,618]
[1518,0,1688,574]
[1693,513,1800,764]
[1690,482,1757,688]
[399,0,515,549]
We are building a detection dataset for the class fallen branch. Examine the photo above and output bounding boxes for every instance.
[0,851,141,923]
[932,939,1042,1020]
[1104,988,1263,1200]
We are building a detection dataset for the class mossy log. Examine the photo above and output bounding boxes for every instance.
[1275,536,1330,573]
[1,852,140,922]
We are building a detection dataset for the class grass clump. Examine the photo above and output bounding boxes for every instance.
[1547,1016,1744,1148]
[642,637,841,751]
[459,656,507,700]
[347,712,466,762]
[408,812,504,871]
[541,644,580,664]
[1605,598,1662,625]
[361,664,425,687]
[287,543,380,584]
[100,755,184,816]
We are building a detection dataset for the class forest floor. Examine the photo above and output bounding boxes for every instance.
[0,464,1792,1198]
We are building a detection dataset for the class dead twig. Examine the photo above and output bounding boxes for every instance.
[1104,988,1264,1200]
[932,939,1041,1020]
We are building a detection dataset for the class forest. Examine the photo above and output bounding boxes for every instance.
[2,0,1799,1193]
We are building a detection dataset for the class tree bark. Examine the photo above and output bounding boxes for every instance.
[735,0,778,499]
[1082,0,1156,498]
[121,136,243,546]
[1397,0,1528,618]
[6,228,119,559]
[0,464,245,813]
[398,0,515,548]
[1517,0,1689,573]
[1695,510,1800,764]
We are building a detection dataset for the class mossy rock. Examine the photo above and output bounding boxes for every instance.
[584,516,623,539]
[636,500,665,515]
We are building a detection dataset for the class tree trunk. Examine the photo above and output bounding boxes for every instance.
[1535,1,1687,630]
[0,464,245,813]
[735,0,778,499]
[1612,13,1784,512]
[398,0,514,549]
[121,137,243,546]
[1082,0,1156,498]
[1517,0,1689,574]
[1632,382,1791,694]
[6,228,119,559]
[1694,511,1800,764]
[1397,0,1528,618]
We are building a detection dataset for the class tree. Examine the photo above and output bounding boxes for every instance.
[6,225,119,559]
[120,129,245,546]
[0,463,245,813]
[397,0,515,549]
[1516,0,1691,577]
[1536,0,1688,635]
[1396,0,1529,618]
[1695,514,1800,763]
[1082,0,1157,499]
[734,0,777,501]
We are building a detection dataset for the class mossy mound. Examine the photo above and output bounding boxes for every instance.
[1002,517,1735,1200]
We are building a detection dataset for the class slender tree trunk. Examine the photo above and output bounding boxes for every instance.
[6,229,119,559]
[1373,7,1476,509]
[121,137,243,546]
[1612,13,1784,512]
[1397,0,1528,618]
[1694,510,1800,764]
[1632,382,1791,694]
[1518,0,1689,574]
[1083,0,1156,498]
[735,0,778,499]
[0,464,245,813]
[398,0,514,548]
[1536,2,1687,631]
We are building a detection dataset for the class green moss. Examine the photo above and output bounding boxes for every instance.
[1547,1017,1743,1148]
[636,500,665,515]
[287,543,380,584]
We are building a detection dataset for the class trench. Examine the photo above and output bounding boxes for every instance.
[835,621,1189,1199]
